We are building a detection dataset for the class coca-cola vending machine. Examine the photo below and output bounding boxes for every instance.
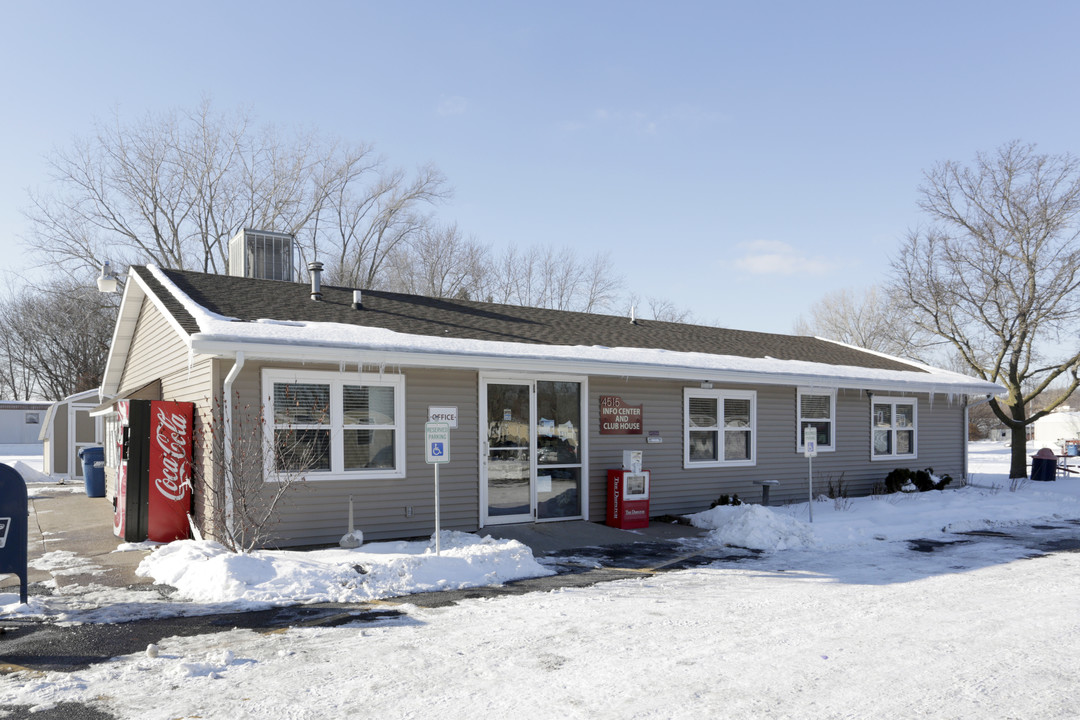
[114,400,194,543]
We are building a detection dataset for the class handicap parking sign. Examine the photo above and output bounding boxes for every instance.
[425,422,450,464]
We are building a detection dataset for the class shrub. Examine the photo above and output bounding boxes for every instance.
[884,467,952,494]
[710,493,743,508]
[825,472,848,499]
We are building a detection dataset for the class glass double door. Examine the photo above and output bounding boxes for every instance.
[482,378,583,525]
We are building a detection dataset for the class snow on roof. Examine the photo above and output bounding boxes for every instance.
[145,265,1002,395]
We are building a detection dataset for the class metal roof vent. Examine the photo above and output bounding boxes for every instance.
[308,261,323,301]
[228,229,295,281]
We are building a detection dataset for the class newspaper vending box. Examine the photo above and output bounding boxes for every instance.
[607,450,650,529]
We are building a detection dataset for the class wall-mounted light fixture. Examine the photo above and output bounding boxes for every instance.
[701,381,713,389]
[96,261,123,293]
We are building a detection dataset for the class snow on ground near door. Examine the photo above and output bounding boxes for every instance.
[1,441,1079,718]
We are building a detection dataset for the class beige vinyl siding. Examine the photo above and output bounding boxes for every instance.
[52,403,69,475]
[230,362,480,547]
[114,297,215,523]
[588,379,967,519]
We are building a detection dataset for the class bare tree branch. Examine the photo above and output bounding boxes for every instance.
[892,141,1080,477]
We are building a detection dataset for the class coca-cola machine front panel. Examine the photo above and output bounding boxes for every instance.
[147,401,194,542]
[113,399,194,543]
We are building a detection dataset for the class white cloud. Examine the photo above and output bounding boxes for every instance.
[437,96,468,116]
[734,240,834,276]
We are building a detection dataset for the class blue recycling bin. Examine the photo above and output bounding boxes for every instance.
[79,446,106,497]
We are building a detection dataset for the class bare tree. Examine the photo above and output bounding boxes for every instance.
[382,223,489,299]
[195,391,321,552]
[793,285,932,361]
[484,245,623,313]
[893,141,1080,478]
[320,164,450,288]
[625,293,695,323]
[647,297,694,324]
[23,101,446,283]
[0,277,117,400]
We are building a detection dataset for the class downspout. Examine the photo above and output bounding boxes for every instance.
[223,352,245,545]
[964,394,995,481]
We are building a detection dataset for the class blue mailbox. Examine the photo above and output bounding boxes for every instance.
[0,463,28,604]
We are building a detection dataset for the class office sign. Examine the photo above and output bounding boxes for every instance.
[427,406,459,429]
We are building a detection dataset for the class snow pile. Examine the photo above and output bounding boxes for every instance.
[28,550,105,577]
[9,459,50,484]
[688,504,819,550]
[681,445,1080,553]
[138,530,554,606]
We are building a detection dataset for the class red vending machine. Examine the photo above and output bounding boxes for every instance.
[114,400,194,543]
[607,450,650,529]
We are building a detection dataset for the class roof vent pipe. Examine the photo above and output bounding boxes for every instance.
[352,289,362,310]
[308,261,323,301]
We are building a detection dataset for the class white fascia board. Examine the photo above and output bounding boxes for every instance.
[100,279,146,398]
[188,336,1003,396]
[100,270,194,398]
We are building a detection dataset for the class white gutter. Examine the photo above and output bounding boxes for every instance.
[222,351,245,546]
[188,337,1003,397]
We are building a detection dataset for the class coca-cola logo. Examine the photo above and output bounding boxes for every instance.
[153,407,191,502]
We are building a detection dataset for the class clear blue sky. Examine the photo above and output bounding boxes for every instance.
[2,1,1078,333]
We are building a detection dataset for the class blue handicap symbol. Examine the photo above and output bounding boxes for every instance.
[431,442,444,457]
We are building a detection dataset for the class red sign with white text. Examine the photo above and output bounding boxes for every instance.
[147,401,194,542]
[599,395,643,435]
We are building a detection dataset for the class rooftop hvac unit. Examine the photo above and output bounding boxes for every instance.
[228,229,295,281]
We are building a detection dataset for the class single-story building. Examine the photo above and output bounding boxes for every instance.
[1033,410,1080,451]
[39,389,104,481]
[0,400,52,445]
[96,238,1001,548]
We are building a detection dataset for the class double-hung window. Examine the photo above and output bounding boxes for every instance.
[798,388,835,452]
[684,388,756,468]
[871,397,917,460]
[263,369,406,480]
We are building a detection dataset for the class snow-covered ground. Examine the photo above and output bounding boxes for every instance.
[2,442,1079,718]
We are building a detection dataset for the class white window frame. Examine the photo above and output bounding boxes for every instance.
[870,396,917,461]
[262,368,406,481]
[683,388,757,469]
[797,388,836,453]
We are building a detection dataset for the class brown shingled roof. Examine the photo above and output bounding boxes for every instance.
[132,266,926,374]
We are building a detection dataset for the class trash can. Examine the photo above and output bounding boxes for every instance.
[1030,447,1057,482]
[79,446,106,497]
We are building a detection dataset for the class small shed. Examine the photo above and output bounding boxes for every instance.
[39,389,104,481]
[1032,411,1080,450]
[0,400,52,445]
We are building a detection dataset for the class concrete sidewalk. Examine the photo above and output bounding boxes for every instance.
[10,486,153,592]
[2,485,708,596]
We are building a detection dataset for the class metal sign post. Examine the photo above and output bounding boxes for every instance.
[424,422,450,555]
[804,426,818,523]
